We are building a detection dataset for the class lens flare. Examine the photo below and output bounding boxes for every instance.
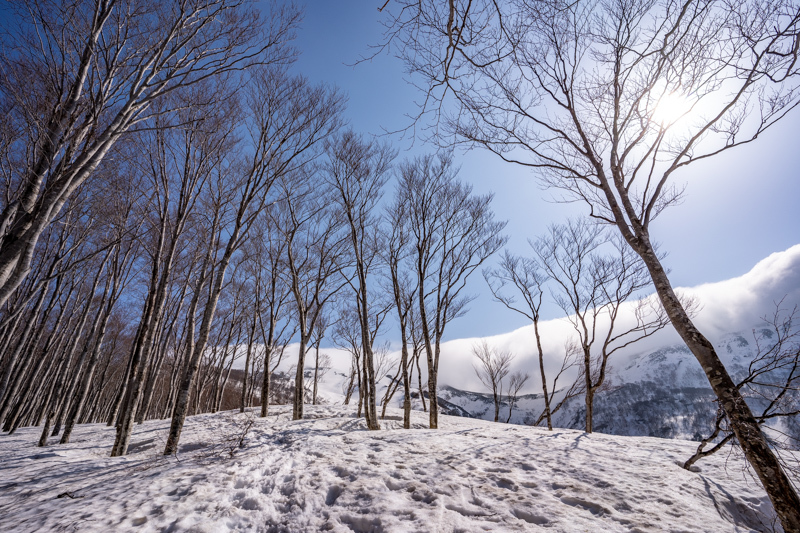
[652,92,693,126]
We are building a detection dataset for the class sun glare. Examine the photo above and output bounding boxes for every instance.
[652,92,693,126]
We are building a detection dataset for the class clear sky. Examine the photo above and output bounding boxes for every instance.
[290,2,800,341]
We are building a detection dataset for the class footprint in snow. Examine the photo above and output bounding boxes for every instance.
[512,507,549,525]
[325,485,343,505]
[560,495,610,516]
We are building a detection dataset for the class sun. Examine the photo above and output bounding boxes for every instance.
[652,91,693,126]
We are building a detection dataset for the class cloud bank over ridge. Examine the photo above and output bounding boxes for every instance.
[435,244,800,394]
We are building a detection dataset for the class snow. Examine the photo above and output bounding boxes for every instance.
[0,405,783,532]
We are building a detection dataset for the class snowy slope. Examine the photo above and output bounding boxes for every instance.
[0,405,786,532]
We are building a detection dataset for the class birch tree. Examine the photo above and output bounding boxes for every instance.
[384,195,417,428]
[112,93,237,457]
[538,220,669,433]
[484,251,556,428]
[278,186,349,421]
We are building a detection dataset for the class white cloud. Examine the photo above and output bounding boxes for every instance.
[435,244,800,394]
[271,245,800,400]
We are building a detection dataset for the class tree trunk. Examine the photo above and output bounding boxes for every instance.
[343,363,355,405]
[293,337,307,420]
[164,228,238,455]
[312,342,320,406]
[415,351,427,412]
[0,278,49,408]
[0,272,67,425]
[418,271,437,428]
[533,320,552,430]
[633,237,800,530]
[401,342,411,429]
[106,353,133,427]
[241,317,257,413]
[426,360,438,429]
[493,387,500,423]
[380,359,404,420]
[216,356,235,413]
[583,347,593,434]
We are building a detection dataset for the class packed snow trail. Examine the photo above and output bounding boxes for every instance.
[0,406,780,532]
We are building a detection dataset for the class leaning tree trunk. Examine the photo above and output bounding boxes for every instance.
[164,225,240,455]
[343,362,356,405]
[106,353,133,427]
[635,237,800,531]
[380,357,404,420]
[0,271,67,425]
[110,251,167,455]
[0,270,52,407]
[3,279,76,432]
[59,292,112,443]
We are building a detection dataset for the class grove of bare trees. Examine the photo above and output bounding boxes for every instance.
[0,1,512,469]
[3,0,796,530]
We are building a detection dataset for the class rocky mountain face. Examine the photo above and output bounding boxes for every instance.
[438,331,800,446]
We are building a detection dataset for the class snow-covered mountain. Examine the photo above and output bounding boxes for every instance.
[438,330,800,445]
[267,246,800,446]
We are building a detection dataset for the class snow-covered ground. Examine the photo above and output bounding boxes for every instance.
[0,405,784,532]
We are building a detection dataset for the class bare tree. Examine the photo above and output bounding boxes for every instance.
[332,301,392,417]
[161,68,344,455]
[276,171,350,422]
[531,340,586,427]
[113,91,238,457]
[60,184,141,444]
[381,0,800,525]
[243,212,295,418]
[395,153,506,429]
[322,131,395,430]
[485,250,556,428]
[0,0,298,309]
[472,340,513,422]
[538,220,669,433]
[505,371,530,424]
[383,193,419,428]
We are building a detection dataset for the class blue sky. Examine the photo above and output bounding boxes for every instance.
[290,2,800,341]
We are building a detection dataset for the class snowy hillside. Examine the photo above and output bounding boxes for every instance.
[434,330,800,444]
[0,405,785,532]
